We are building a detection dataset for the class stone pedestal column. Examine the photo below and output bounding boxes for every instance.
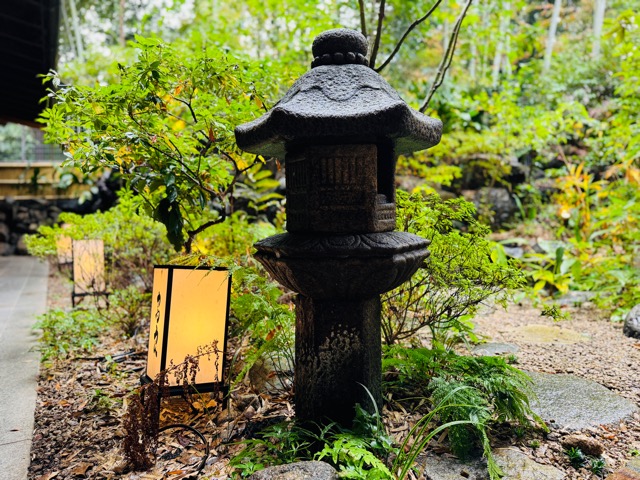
[295,296,381,423]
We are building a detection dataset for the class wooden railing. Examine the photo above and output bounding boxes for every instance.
[0,161,89,200]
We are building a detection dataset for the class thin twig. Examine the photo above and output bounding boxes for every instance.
[375,0,445,73]
[420,0,474,112]
[172,96,198,123]
[369,0,387,70]
[185,217,226,253]
[358,0,368,37]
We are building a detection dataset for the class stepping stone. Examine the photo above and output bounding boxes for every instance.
[605,457,640,480]
[511,324,589,344]
[248,461,338,479]
[557,291,596,307]
[421,447,565,479]
[528,372,638,431]
[471,342,519,356]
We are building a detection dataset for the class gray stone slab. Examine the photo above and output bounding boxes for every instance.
[0,256,47,480]
[472,342,520,356]
[529,372,638,431]
[421,448,565,479]
[511,324,589,344]
[248,461,338,479]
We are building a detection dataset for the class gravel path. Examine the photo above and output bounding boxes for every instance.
[471,301,640,478]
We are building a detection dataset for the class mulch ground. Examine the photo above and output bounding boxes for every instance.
[28,268,640,479]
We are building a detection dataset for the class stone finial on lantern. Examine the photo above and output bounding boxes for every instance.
[235,29,443,424]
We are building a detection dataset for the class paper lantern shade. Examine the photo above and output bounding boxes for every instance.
[56,235,73,266]
[143,265,231,394]
[71,239,106,306]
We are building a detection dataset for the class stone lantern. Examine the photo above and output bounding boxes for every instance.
[235,29,442,424]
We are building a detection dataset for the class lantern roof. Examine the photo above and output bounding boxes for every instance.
[235,29,442,158]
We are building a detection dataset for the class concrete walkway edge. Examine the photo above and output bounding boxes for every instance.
[0,256,48,480]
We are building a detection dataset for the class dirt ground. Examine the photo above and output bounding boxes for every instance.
[28,269,640,479]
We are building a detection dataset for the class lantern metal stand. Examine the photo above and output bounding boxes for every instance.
[235,29,442,424]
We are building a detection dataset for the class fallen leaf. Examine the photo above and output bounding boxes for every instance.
[35,472,58,480]
[70,462,92,476]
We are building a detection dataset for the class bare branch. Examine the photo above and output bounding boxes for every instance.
[172,96,198,123]
[375,0,445,73]
[358,0,368,37]
[420,0,474,112]
[185,216,226,253]
[369,0,387,70]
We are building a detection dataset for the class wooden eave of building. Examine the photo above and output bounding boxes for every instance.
[0,0,60,127]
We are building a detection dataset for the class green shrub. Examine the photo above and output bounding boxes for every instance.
[382,190,525,347]
[25,190,173,292]
[102,285,151,338]
[34,308,107,361]
[383,346,545,473]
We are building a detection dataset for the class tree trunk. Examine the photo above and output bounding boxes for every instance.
[543,0,562,73]
[592,0,606,59]
[59,0,76,59]
[67,0,84,61]
[491,2,510,88]
[119,0,126,47]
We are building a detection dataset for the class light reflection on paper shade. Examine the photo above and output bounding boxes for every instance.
[72,239,106,298]
[145,266,231,391]
[56,235,73,265]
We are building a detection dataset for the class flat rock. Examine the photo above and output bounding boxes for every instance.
[606,458,640,479]
[421,448,565,479]
[511,324,589,344]
[472,342,520,356]
[248,461,338,480]
[556,291,596,307]
[529,372,638,430]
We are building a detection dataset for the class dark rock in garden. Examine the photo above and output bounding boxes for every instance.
[15,234,29,255]
[0,222,9,242]
[471,342,519,356]
[556,291,597,307]
[531,177,558,201]
[247,461,338,480]
[0,242,12,256]
[474,187,517,227]
[560,434,604,456]
[528,372,638,430]
[505,157,530,185]
[623,304,640,339]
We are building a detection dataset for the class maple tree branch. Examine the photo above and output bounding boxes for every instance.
[375,0,444,73]
[420,0,473,112]
[368,0,386,70]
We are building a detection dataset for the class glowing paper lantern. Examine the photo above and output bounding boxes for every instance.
[143,265,231,394]
[56,235,72,266]
[71,239,106,306]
